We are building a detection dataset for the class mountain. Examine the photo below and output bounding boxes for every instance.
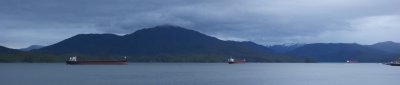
[287,43,395,62]
[268,44,304,53]
[19,45,45,51]
[34,25,303,62]
[0,45,62,62]
[369,41,400,54]
[0,46,19,54]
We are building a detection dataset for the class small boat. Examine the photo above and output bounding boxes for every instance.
[66,56,128,65]
[386,58,400,66]
[227,57,245,64]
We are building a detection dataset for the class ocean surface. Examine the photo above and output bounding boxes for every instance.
[1,63,400,85]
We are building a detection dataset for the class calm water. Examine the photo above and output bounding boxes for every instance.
[1,63,400,85]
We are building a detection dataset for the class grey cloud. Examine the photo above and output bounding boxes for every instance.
[1,0,400,48]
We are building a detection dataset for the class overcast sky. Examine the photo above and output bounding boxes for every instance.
[1,0,400,48]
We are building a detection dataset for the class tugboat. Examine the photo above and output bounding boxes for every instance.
[66,56,128,65]
[387,58,400,66]
[227,57,246,64]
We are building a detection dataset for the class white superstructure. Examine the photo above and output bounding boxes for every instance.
[228,57,235,62]
[69,56,77,61]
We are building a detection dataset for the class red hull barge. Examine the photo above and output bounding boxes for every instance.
[66,56,128,65]
[228,61,245,64]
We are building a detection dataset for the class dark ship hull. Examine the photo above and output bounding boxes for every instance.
[386,58,400,66]
[228,62,245,64]
[66,60,128,65]
[388,63,400,66]
[228,60,246,64]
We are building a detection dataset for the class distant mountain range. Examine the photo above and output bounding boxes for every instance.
[18,45,45,51]
[267,44,304,53]
[1,25,399,63]
[0,46,19,54]
[288,43,395,62]
[0,46,62,62]
[369,41,400,54]
[32,25,300,62]
[268,42,400,62]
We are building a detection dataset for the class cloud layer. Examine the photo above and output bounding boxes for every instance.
[1,0,400,48]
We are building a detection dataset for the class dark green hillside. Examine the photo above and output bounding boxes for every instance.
[33,25,306,62]
[0,46,64,62]
[369,41,400,54]
[288,43,396,62]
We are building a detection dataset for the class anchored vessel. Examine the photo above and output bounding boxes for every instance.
[227,57,246,64]
[346,60,357,63]
[387,58,400,66]
[66,56,128,65]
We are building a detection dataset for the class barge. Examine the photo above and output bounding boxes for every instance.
[66,56,128,65]
[228,57,246,64]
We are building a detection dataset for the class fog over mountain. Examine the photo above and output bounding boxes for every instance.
[18,45,45,51]
[1,0,400,48]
